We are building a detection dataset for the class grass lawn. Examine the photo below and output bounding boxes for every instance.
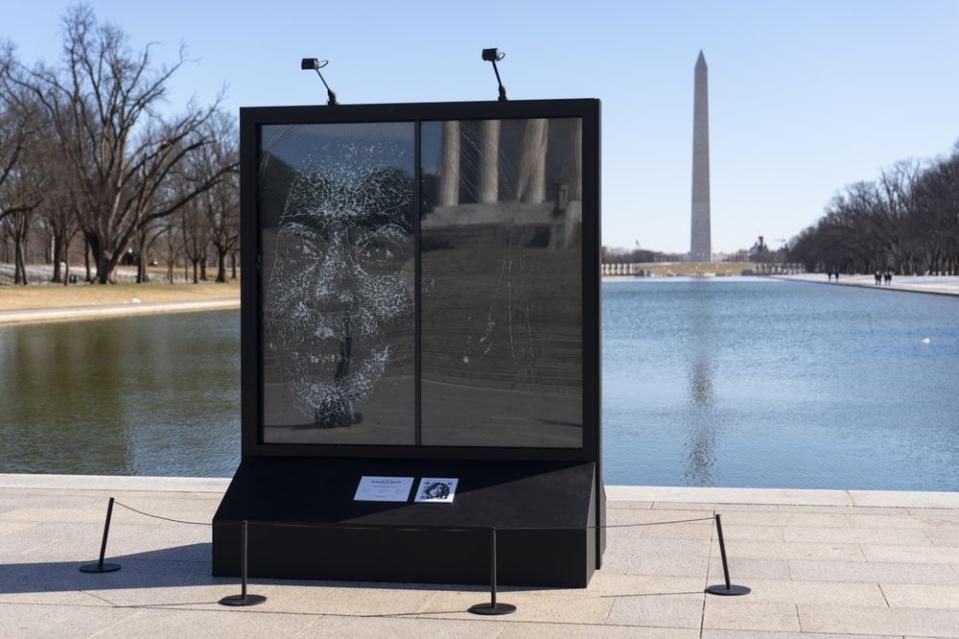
[0,281,240,311]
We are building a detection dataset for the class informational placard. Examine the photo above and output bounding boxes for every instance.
[414,478,459,503]
[354,476,414,502]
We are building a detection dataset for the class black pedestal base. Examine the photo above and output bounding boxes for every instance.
[213,457,604,587]
[469,603,517,615]
[705,585,751,596]
[79,563,121,573]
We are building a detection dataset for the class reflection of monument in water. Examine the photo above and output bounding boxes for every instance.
[690,51,711,262]
[684,280,718,485]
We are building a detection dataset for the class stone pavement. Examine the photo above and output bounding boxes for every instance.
[1,474,958,638]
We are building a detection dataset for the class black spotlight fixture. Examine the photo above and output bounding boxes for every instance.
[300,58,338,105]
[481,48,507,101]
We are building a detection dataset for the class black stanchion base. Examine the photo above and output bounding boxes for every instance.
[706,585,751,596]
[79,563,121,573]
[468,603,517,615]
[219,594,267,607]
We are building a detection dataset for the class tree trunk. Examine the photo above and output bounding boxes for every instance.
[51,233,63,283]
[84,236,93,282]
[14,235,27,286]
[191,259,199,284]
[136,252,148,284]
[215,246,227,282]
[230,251,237,280]
[94,248,113,284]
[63,239,71,286]
[200,256,208,281]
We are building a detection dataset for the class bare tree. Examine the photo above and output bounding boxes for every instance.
[159,217,182,283]
[0,148,44,284]
[201,115,239,283]
[0,109,29,203]
[790,145,959,275]
[180,195,210,284]
[0,5,235,284]
[0,94,43,284]
[32,114,81,284]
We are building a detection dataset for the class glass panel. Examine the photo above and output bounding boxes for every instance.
[259,123,416,444]
[420,118,584,447]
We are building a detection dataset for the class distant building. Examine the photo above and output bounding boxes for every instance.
[749,235,768,258]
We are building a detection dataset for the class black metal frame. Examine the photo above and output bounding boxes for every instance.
[240,98,601,467]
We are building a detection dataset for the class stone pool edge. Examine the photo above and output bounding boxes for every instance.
[0,299,241,326]
[3,473,957,509]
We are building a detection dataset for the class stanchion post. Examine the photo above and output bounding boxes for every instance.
[469,527,516,615]
[705,513,750,596]
[79,497,121,573]
[219,520,266,606]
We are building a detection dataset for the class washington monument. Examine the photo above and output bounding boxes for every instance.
[690,50,711,262]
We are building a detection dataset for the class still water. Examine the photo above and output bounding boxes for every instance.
[0,311,240,477]
[1,278,958,489]
[604,278,959,490]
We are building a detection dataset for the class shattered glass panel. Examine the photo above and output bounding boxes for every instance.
[420,118,584,447]
[260,123,416,444]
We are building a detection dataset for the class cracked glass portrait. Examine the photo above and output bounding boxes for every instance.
[259,123,416,444]
[420,118,584,447]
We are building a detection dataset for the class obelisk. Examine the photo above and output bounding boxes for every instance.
[690,50,711,262]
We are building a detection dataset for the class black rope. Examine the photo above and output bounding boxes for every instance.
[254,516,714,532]
[113,500,212,527]
[110,500,713,533]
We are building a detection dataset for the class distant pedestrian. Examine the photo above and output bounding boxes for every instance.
[875,271,882,285]
[834,270,840,282]
[885,271,893,285]
[827,271,833,282]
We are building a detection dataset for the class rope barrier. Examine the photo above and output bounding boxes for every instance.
[107,500,713,532]
[78,497,749,612]
[228,516,715,533]
[113,500,213,527]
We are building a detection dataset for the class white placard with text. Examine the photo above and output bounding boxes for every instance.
[354,476,414,502]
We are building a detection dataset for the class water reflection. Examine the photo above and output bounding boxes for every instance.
[603,278,959,490]
[0,311,240,476]
[682,280,719,485]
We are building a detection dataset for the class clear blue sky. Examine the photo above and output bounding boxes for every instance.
[4,0,958,253]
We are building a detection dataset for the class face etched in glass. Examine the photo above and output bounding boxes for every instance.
[263,134,414,433]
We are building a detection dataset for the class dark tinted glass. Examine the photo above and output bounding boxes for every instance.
[259,123,416,444]
[420,118,584,447]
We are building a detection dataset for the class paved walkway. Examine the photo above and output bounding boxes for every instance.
[0,299,240,326]
[776,274,959,297]
[1,474,958,638]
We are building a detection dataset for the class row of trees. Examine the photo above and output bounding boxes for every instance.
[0,4,238,286]
[789,144,959,275]
[601,244,687,264]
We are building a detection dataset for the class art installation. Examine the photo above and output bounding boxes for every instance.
[214,99,603,587]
